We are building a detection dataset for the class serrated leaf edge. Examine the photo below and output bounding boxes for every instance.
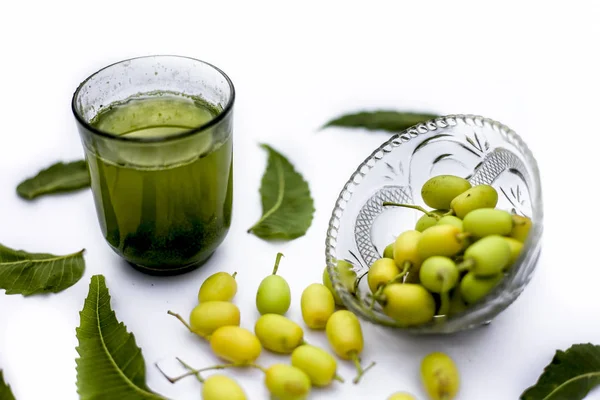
[0,247,86,296]
[76,275,165,400]
[16,160,90,200]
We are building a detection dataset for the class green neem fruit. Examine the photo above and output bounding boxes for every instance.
[421,175,472,210]
[421,352,460,400]
[265,364,312,400]
[419,256,459,293]
[291,344,340,387]
[256,253,291,315]
[459,272,503,304]
[382,283,436,326]
[254,314,304,354]
[450,184,498,219]
[462,235,510,277]
[463,208,512,237]
[367,258,400,293]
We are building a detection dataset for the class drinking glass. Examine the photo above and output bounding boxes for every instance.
[72,55,235,276]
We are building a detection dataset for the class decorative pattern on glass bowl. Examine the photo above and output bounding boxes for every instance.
[325,114,543,334]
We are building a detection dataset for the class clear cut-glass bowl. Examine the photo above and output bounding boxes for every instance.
[325,114,543,334]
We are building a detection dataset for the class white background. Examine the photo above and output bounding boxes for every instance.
[1,1,599,399]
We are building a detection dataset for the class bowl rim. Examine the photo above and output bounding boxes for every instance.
[324,114,544,333]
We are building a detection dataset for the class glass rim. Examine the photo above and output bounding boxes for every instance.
[71,54,235,144]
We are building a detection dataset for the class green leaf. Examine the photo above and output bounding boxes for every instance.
[76,275,167,400]
[0,243,85,296]
[322,110,438,132]
[248,144,315,240]
[0,370,16,400]
[17,160,90,200]
[520,343,600,400]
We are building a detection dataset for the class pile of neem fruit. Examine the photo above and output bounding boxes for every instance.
[160,251,460,400]
[156,174,532,400]
[162,253,373,400]
[362,174,533,326]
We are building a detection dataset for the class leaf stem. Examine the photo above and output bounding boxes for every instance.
[167,310,193,332]
[249,363,268,373]
[355,270,368,293]
[176,357,204,383]
[247,146,286,234]
[272,252,284,275]
[370,261,412,309]
[439,292,451,316]
[349,351,375,384]
[456,232,471,242]
[457,258,475,273]
[396,261,412,282]
[369,286,384,310]
[5,248,87,267]
[382,202,440,219]
[156,362,266,384]
[512,215,528,225]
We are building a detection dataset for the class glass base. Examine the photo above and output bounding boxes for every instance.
[126,251,215,276]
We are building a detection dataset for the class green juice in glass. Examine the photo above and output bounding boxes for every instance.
[85,93,233,274]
